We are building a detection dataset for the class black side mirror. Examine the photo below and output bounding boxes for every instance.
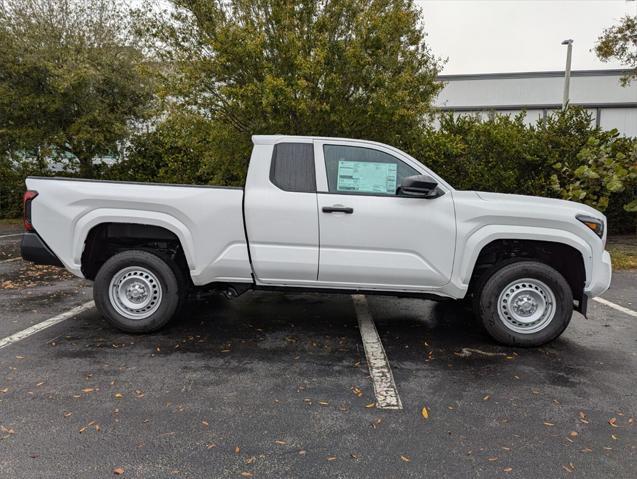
[398,174,442,198]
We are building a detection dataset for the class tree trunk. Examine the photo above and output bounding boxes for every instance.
[78,155,94,178]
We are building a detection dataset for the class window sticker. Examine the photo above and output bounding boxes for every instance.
[336,160,398,194]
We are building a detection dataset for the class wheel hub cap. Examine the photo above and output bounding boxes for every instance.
[108,267,162,320]
[497,278,556,334]
[512,294,538,316]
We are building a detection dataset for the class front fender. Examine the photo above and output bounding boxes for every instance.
[454,225,593,288]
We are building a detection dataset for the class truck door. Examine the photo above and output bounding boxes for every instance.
[314,140,456,290]
[243,141,320,284]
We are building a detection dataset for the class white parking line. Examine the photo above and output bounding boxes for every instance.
[352,294,402,410]
[0,257,20,264]
[0,233,23,239]
[593,297,637,318]
[0,301,95,350]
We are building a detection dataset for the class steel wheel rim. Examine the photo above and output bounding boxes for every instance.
[497,278,556,334]
[108,266,162,320]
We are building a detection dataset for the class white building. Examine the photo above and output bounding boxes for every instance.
[434,69,637,137]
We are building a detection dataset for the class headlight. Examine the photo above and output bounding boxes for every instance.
[576,214,604,238]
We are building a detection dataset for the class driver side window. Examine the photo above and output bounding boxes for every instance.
[323,144,419,196]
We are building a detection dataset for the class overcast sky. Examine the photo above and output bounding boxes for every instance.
[417,0,637,74]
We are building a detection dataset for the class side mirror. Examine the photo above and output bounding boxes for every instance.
[399,174,442,198]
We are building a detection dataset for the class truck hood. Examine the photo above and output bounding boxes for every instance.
[473,191,604,220]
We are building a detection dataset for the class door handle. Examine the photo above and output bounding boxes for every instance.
[322,206,354,214]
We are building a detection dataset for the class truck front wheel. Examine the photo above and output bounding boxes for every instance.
[94,250,184,333]
[475,261,573,347]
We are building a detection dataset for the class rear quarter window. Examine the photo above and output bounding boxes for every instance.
[269,143,316,193]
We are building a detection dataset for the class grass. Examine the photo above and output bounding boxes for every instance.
[607,235,637,270]
[0,218,21,225]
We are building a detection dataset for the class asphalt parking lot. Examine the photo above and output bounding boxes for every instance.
[1,224,636,478]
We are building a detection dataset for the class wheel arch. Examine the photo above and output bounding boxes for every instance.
[459,226,591,309]
[73,209,195,277]
[79,215,193,282]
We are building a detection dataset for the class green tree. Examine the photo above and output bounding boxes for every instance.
[136,0,443,180]
[595,15,637,85]
[110,109,246,186]
[0,0,155,177]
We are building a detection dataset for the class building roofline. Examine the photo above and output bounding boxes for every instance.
[434,102,637,111]
[437,69,634,81]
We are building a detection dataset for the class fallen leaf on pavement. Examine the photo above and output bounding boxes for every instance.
[421,406,429,419]
[113,467,125,475]
[400,455,411,462]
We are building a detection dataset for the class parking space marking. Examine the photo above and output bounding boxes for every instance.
[593,297,637,318]
[0,301,94,350]
[0,233,23,239]
[352,294,402,410]
[0,257,20,264]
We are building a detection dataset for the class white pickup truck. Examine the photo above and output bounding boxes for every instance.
[21,135,612,346]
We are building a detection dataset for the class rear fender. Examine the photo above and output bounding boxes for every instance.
[73,209,195,274]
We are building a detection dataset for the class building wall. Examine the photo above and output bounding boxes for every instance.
[433,70,637,137]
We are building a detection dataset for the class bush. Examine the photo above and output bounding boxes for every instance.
[416,108,637,234]
[0,154,51,218]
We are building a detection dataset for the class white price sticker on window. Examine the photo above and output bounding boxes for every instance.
[336,160,397,194]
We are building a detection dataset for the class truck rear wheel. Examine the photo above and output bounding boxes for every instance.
[94,250,184,333]
[475,261,573,347]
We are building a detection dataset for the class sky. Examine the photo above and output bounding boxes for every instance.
[416,0,637,74]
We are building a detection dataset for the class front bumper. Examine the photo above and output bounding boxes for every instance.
[21,232,63,267]
[585,250,612,298]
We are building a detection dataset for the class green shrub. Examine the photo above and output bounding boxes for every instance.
[0,153,51,218]
[415,107,636,234]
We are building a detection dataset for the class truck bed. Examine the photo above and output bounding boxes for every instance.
[25,177,253,285]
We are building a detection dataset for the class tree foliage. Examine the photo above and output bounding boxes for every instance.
[0,0,155,177]
[134,0,443,180]
[595,15,637,85]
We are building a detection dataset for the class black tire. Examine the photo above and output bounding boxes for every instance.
[475,261,573,347]
[94,250,184,333]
